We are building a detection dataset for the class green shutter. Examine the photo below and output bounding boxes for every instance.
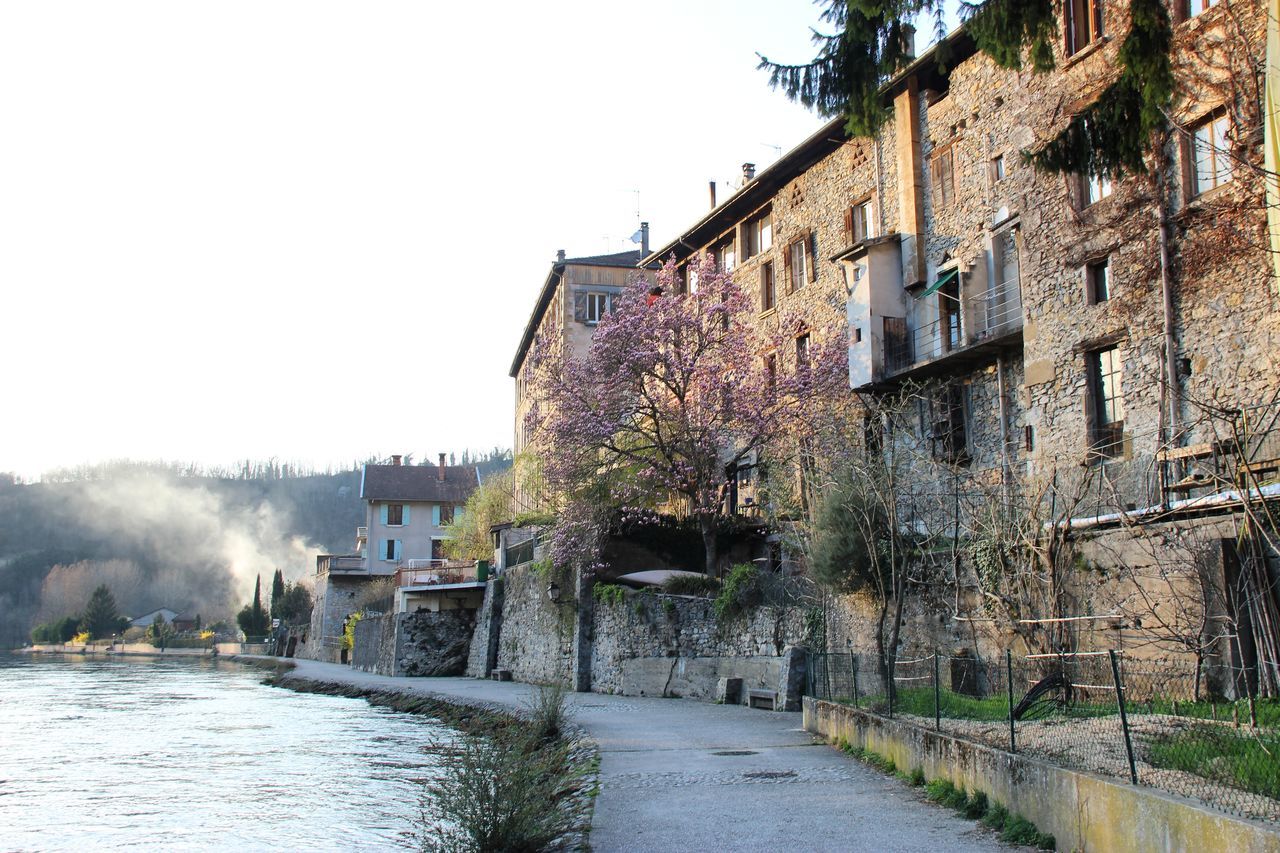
[920,268,959,298]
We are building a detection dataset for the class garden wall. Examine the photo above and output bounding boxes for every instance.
[804,698,1280,853]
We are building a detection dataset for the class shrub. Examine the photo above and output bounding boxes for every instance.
[1001,815,1055,849]
[591,584,626,607]
[514,511,556,528]
[522,683,571,744]
[420,733,576,853]
[963,791,989,820]
[980,802,1010,830]
[941,784,969,811]
[908,767,926,787]
[713,563,764,620]
[925,778,957,803]
[661,574,719,596]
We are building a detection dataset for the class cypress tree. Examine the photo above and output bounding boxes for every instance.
[270,569,286,619]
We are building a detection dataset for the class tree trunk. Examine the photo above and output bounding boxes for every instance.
[700,513,719,578]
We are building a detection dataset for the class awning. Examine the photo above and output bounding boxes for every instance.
[614,570,707,588]
[919,267,958,298]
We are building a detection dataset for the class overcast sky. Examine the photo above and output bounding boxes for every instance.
[0,0,846,480]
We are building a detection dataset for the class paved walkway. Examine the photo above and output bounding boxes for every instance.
[279,659,1005,852]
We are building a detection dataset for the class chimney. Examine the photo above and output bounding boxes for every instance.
[437,453,446,481]
[556,249,566,262]
[900,24,916,60]
[708,180,717,209]
[391,455,402,466]
[640,221,650,256]
[742,162,756,181]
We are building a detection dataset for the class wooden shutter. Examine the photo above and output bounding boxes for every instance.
[782,245,793,293]
[573,291,588,322]
[843,207,854,242]
[806,231,817,282]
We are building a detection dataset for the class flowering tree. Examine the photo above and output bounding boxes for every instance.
[525,255,848,576]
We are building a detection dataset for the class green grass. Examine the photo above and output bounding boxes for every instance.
[1145,725,1280,800]
[924,779,1054,848]
[1127,696,1280,728]
[1001,815,1056,849]
[854,686,1120,721]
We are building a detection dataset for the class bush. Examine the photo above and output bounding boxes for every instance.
[420,733,576,853]
[1001,815,1055,849]
[925,778,957,804]
[523,683,571,744]
[661,574,719,596]
[714,563,764,620]
[963,791,989,819]
[514,511,556,528]
[981,802,1010,830]
[592,584,626,607]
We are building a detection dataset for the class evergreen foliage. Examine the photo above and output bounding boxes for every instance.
[80,585,121,639]
[275,583,313,626]
[713,563,765,620]
[235,575,271,637]
[809,469,890,593]
[761,0,1175,178]
[270,569,286,619]
[1029,0,1173,177]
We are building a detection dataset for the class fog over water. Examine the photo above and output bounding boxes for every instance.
[0,655,445,850]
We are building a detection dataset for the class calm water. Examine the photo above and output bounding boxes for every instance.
[0,654,448,851]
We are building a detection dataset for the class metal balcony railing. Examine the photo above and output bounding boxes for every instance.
[882,278,1023,377]
[396,562,479,587]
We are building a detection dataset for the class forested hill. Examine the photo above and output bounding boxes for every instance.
[0,450,511,647]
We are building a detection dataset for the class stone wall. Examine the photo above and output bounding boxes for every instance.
[494,562,575,686]
[351,610,477,677]
[464,579,502,678]
[351,611,396,674]
[589,589,810,705]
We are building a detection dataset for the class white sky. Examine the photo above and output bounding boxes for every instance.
[0,0,844,480]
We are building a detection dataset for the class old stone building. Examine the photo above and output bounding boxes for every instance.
[639,0,1277,685]
[510,237,654,510]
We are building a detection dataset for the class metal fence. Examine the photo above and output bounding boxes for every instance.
[807,649,1279,824]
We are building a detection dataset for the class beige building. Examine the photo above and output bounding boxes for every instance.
[510,236,654,509]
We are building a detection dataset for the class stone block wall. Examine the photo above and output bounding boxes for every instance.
[494,562,575,686]
[464,580,502,678]
[351,612,396,674]
[351,610,477,677]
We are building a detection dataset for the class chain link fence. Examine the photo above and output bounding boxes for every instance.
[808,649,1279,823]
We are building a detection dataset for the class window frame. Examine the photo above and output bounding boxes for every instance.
[1065,0,1105,56]
[1087,345,1126,460]
[584,292,611,325]
[760,260,776,313]
[385,503,404,527]
[929,144,956,210]
[1086,257,1111,304]
[1189,111,1233,198]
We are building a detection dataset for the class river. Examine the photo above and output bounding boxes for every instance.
[0,654,446,851]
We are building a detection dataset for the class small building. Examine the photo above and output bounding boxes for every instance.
[129,608,179,629]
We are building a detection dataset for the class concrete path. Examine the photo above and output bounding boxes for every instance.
[278,659,1006,853]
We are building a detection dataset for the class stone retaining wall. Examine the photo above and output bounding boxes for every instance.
[494,562,575,685]
[804,698,1280,853]
[351,610,476,677]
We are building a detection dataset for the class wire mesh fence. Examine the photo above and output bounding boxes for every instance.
[807,649,1280,823]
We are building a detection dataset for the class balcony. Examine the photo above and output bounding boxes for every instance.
[396,561,484,588]
[317,554,366,574]
[878,278,1022,386]
[355,526,368,548]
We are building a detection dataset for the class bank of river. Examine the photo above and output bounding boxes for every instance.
[0,654,449,851]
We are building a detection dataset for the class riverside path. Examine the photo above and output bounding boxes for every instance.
[278,659,1006,852]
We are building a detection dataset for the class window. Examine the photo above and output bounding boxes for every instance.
[1087,258,1111,303]
[760,260,775,312]
[431,539,445,561]
[1083,172,1113,205]
[585,292,610,324]
[764,352,777,397]
[929,145,956,209]
[928,384,969,464]
[940,272,962,351]
[795,333,810,373]
[1186,0,1216,16]
[1191,112,1232,196]
[991,154,1006,182]
[783,234,814,293]
[1088,346,1125,459]
[382,539,402,561]
[385,503,404,526]
[742,209,772,259]
[675,263,689,295]
[716,239,736,273]
[1066,0,1104,56]
[439,504,454,525]
[845,196,876,244]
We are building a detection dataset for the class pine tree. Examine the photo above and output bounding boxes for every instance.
[236,575,271,638]
[270,569,286,619]
[758,0,1173,178]
[80,585,121,639]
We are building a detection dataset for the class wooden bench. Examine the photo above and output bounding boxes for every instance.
[747,689,778,711]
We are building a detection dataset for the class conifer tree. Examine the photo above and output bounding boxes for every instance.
[758,0,1174,179]
[236,575,271,637]
[80,585,121,639]
[270,569,286,619]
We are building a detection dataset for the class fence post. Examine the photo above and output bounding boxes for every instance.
[933,651,942,732]
[1006,650,1016,754]
[888,651,895,719]
[1109,650,1139,785]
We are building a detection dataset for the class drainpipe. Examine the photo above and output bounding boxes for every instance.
[1157,156,1180,446]
[996,353,1011,496]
